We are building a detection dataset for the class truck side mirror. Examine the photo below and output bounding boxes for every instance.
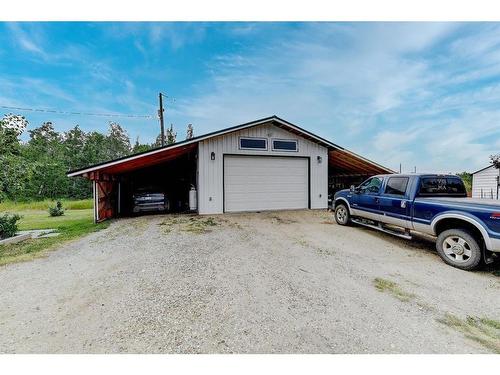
[350,185,356,192]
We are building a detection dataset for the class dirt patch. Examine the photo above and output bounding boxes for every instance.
[293,236,335,257]
[184,217,219,234]
[437,314,500,353]
[159,216,221,234]
[374,277,416,302]
[269,215,297,224]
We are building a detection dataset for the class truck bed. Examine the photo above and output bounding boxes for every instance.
[415,196,500,209]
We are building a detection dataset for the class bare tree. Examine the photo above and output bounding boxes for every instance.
[490,153,500,169]
[166,124,177,145]
[186,123,194,140]
[491,153,500,200]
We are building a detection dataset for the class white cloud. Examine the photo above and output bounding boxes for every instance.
[367,108,500,173]
[6,23,47,57]
[373,129,421,152]
[170,22,500,173]
[3,22,499,173]
[150,23,207,49]
[171,25,445,139]
[107,22,208,50]
[5,23,99,68]
[449,23,500,60]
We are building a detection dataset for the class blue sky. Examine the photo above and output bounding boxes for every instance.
[1,22,499,173]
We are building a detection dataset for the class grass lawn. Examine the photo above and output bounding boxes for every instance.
[0,199,93,211]
[0,200,108,266]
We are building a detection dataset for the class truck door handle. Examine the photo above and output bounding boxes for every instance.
[374,197,380,203]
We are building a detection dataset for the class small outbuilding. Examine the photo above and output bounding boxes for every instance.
[68,116,392,222]
[472,164,500,199]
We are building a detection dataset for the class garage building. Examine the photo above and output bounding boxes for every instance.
[472,164,500,199]
[67,116,392,222]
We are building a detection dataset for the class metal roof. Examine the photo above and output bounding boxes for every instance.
[67,115,394,177]
[471,164,495,175]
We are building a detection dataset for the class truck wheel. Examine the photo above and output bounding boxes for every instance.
[436,229,482,270]
[334,204,351,226]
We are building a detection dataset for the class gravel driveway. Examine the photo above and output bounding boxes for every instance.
[0,210,498,353]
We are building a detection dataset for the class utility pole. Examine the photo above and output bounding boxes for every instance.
[158,93,165,147]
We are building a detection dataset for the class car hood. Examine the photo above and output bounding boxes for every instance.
[334,188,351,198]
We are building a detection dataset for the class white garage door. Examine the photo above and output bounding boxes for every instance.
[224,155,309,212]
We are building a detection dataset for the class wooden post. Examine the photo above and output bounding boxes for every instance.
[93,180,98,223]
[118,181,121,216]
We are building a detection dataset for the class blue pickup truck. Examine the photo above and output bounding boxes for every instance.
[333,174,500,270]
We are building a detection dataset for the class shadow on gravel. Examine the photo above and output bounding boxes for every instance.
[354,225,500,275]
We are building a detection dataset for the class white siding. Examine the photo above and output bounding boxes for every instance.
[472,165,499,199]
[198,123,328,214]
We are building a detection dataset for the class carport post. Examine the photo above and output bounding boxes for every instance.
[118,181,121,215]
[92,180,98,224]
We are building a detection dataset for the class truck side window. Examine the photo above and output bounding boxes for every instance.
[418,177,467,197]
[384,177,409,196]
[359,177,382,194]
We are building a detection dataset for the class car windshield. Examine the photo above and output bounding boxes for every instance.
[418,177,467,197]
[136,187,161,192]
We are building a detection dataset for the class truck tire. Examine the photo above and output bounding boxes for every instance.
[436,229,482,270]
[334,203,351,226]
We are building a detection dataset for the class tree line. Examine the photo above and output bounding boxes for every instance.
[0,114,193,202]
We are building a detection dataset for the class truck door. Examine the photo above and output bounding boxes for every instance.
[378,176,411,228]
[351,176,383,221]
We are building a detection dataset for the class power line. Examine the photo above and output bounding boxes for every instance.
[0,105,154,119]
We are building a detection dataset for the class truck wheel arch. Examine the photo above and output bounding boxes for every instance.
[334,198,352,214]
[431,214,490,250]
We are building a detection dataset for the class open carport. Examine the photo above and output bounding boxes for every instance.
[115,146,197,216]
[85,143,197,221]
[328,148,391,195]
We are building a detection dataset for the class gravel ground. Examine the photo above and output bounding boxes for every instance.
[0,210,498,353]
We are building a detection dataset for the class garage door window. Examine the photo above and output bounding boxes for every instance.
[272,139,298,152]
[239,137,267,150]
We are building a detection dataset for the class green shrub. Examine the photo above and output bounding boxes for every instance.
[0,213,22,239]
[48,201,65,217]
